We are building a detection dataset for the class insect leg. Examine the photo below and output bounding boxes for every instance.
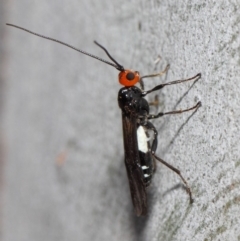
[142,73,201,96]
[144,121,158,154]
[139,64,170,91]
[142,121,158,174]
[148,101,201,120]
[148,95,159,108]
[139,79,145,91]
[153,154,193,203]
[144,121,193,202]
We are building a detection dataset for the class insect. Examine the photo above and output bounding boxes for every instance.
[7,23,201,216]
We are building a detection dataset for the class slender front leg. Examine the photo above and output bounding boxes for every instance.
[139,64,170,90]
[148,101,201,120]
[153,154,193,203]
[142,73,201,97]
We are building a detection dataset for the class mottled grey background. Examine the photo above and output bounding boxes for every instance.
[1,1,240,241]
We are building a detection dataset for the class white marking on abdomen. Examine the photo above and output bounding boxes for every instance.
[137,126,149,153]
[141,165,148,170]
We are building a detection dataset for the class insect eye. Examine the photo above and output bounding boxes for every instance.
[126,72,135,80]
[119,69,140,86]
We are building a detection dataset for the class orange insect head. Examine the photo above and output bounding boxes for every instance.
[119,69,140,86]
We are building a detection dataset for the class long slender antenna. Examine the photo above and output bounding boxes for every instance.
[94,41,124,71]
[6,23,124,71]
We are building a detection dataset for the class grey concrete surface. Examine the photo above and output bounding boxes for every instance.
[0,0,7,240]
[2,0,240,241]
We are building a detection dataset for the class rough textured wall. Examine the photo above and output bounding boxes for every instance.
[3,0,240,241]
[0,0,7,239]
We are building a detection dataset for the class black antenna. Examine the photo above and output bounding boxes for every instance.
[94,41,124,71]
[6,23,124,71]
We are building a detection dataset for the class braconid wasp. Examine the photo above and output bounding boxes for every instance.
[6,23,201,216]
